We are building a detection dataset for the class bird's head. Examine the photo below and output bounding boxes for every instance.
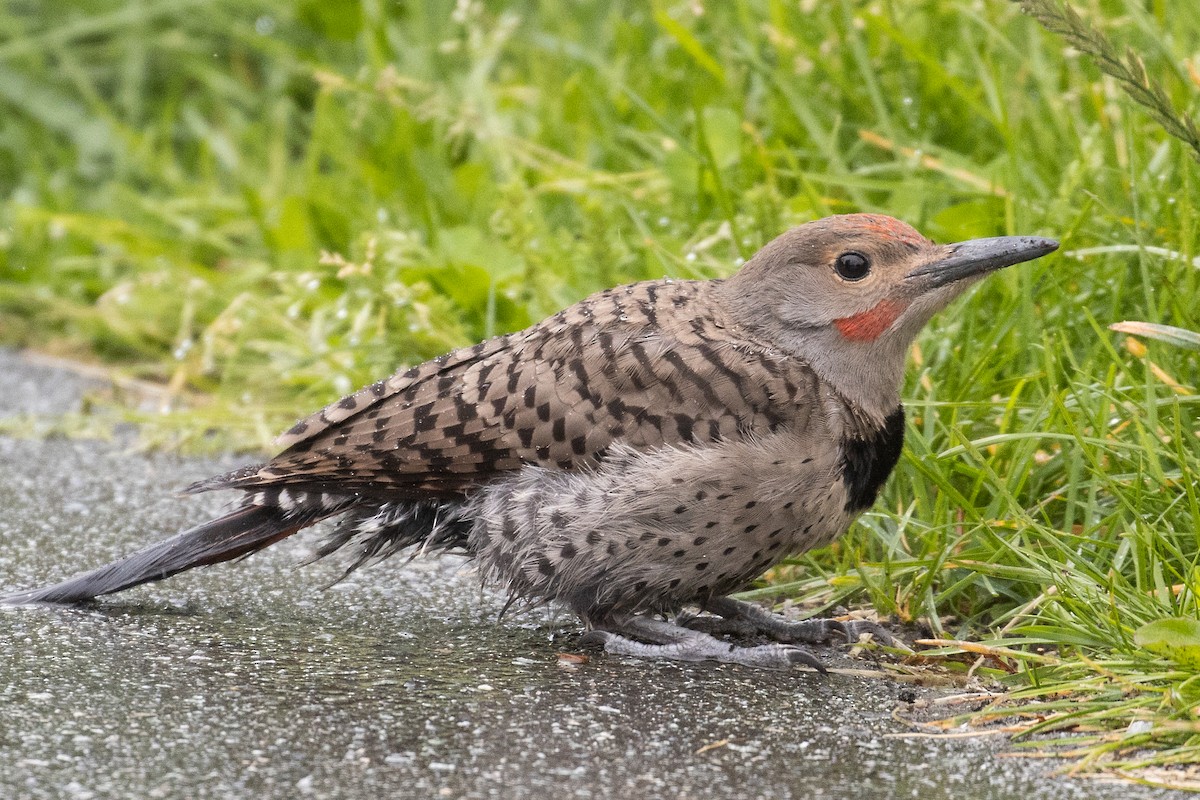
[721,214,1058,420]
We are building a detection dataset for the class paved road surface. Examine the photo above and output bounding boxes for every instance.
[0,349,1184,799]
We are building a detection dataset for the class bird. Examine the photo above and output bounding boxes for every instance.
[2,214,1058,670]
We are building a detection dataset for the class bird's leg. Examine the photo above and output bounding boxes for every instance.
[694,596,893,646]
[672,609,764,638]
[580,615,826,671]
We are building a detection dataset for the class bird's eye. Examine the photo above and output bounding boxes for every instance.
[834,251,871,281]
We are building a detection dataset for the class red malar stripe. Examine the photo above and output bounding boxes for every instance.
[833,299,907,342]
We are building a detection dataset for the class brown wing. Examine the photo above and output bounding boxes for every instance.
[201,280,819,499]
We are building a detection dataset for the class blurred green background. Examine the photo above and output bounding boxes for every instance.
[1,0,1199,774]
[2,0,1194,428]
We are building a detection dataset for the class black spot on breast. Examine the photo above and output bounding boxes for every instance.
[840,406,905,512]
[501,517,517,540]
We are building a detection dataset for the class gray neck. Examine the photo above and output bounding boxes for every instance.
[715,278,908,428]
[781,326,906,427]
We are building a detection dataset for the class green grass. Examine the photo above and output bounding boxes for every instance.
[1,0,1198,785]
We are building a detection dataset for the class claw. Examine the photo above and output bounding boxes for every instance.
[785,647,828,673]
[843,620,894,647]
[825,619,852,644]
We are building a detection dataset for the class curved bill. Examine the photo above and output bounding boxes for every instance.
[905,236,1059,288]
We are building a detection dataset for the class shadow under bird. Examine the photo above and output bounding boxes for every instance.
[3,214,1058,670]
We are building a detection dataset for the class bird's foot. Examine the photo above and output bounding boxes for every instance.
[684,596,894,647]
[580,616,826,671]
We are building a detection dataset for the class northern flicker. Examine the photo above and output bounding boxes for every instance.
[3,214,1057,670]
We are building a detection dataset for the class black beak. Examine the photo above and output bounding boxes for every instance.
[905,235,1059,288]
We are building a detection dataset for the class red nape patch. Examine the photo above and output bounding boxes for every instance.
[833,299,907,342]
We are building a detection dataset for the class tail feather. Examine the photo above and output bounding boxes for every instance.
[2,503,329,605]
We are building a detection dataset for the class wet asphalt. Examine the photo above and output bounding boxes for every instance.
[0,349,1188,799]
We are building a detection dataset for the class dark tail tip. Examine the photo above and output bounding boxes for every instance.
[3,504,316,606]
